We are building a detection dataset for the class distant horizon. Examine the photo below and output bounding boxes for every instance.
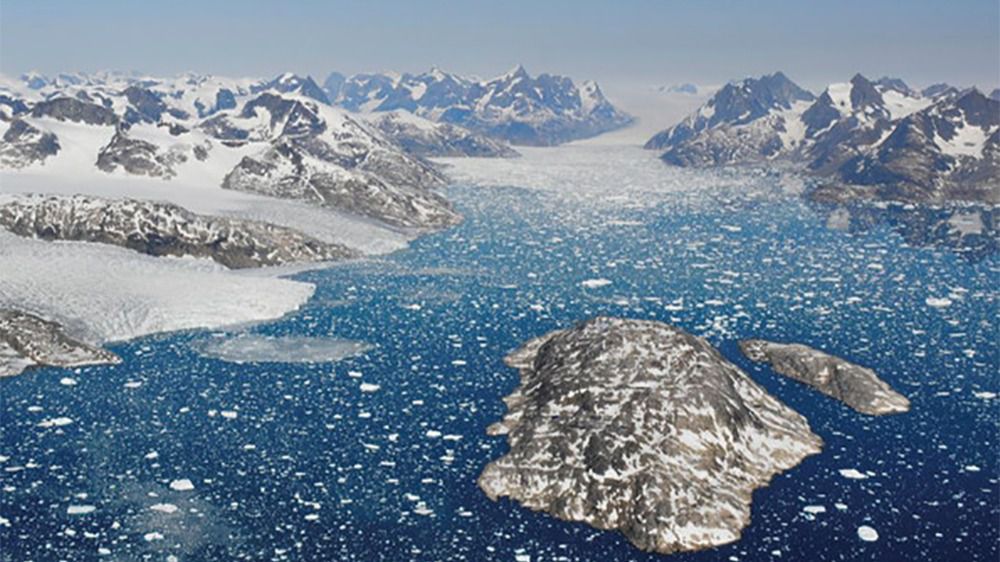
[4,64,997,97]
[2,0,997,94]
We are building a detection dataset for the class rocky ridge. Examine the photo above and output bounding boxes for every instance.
[740,339,911,415]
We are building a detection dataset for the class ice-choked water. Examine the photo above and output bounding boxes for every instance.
[0,173,997,561]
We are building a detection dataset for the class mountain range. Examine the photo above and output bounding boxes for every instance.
[645,72,1000,204]
[323,65,633,145]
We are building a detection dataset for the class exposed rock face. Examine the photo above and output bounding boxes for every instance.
[0,194,357,269]
[365,111,519,158]
[29,97,118,126]
[480,317,822,555]
[739,339,910,416]
[0,309,119,377]
[0,120,60,168]
[96,130,185,178]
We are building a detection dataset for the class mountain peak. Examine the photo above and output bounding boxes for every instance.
[500,64,529,81]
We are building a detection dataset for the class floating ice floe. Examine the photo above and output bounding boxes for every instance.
[359,383,381,393]
[67,505,96,515]
[169,479,195,492]
[925,297,952,308]
[838,469,869,480]
[581,278,612,289]
[193,335,372,364]
[37,417,73,428]
[149,503,178,514]
[59,377,77,386]
[857,525,879,542]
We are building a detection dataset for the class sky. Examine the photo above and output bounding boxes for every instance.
[1,0,998,92]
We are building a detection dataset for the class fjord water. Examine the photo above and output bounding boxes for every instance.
[1,178,997,561]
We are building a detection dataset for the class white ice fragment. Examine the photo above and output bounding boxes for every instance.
[149,503,178,514]
[169,479,195,492]
[857,525,879,542]
[838,469,868,480]
[359,383,381,393]
[581,278,612,289]
[38,417,73,428]
[925,297,952,308]
[59,377,77,386]
[67,505,96,515]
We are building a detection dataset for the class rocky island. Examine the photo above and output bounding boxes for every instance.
[740,339,911,416]
[0,309,120,377]
[479,317,823,555]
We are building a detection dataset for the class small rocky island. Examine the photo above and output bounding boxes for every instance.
[479,317,823,555]
[739,339,911,416]
[0,309,120,377]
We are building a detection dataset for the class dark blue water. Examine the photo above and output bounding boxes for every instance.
[2,184,997,561]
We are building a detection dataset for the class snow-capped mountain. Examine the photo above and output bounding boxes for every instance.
[643,72,815,165]
[325,66,633,146]
[645,72,999,203]
[0,71,463,228]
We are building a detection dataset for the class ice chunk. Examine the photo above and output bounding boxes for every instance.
[38,417,73,428]
[169,479,195,492]
[857,525,879,542]
[838,469,869,480]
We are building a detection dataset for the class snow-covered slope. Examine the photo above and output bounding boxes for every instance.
[0,73,460,228]
[327,66,633,146]
[480,317,822,555]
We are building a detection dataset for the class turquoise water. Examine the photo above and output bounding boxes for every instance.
[1,184,997,561]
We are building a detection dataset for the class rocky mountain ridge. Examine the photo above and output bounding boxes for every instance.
[645,73,999,204]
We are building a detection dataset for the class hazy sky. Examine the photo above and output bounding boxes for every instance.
[2,0,998,91]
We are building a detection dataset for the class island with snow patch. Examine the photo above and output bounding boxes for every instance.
[739,339,911,416]
[479,317,823,555]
